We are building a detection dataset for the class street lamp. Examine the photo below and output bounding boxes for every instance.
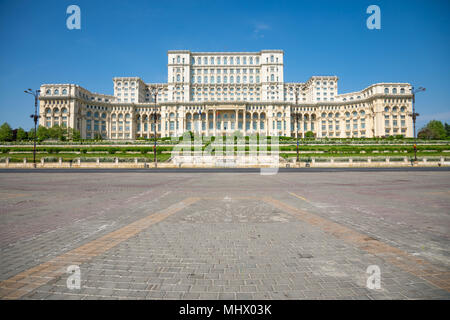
[24,88,40,168]
[410,86,426,162]
[150,87,162,168]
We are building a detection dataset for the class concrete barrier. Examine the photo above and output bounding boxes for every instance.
[0,156,448,169]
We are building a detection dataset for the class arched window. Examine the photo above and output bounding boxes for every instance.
[102,113,106,118]
[197,76,201,84]
[250,57,253,64]
[352,111,357,117]
[94,112,99,118]
[223,57,227,65]
[46,89,51,95]
[277,112,282,118]
[360,110,365,116]
[62,89,67,95]
[54,89,59,94]
[392,88,397,94]
[237,76,240,84]
[197,57,201,64]
[176,74,180,82]
[345,112,350,118]
[224,76,228,84]
[217,76,221,83]
[400,106,406,112]
[270,74,274,82]
[86,111,92,117]
[210,57,214,64]
[321,113,326,118]
[236,57,240,64]
[203,57,207,64]
[270,55,274,62]
[400,88,405,94]
[384,107,389,112]
[230,57,234,64]
[230,76,234,83]
[384,88,389,94]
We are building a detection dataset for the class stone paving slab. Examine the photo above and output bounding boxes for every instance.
[0,171,449,300]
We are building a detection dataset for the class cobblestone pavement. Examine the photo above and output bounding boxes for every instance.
[0,170,449,300]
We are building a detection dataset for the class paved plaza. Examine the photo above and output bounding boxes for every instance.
[0,168,449,300]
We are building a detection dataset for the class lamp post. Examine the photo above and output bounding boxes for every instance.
[410,86,426,162]
[24,88,40,168]
[150,87,161,168]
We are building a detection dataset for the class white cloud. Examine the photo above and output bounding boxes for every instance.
[253,23,271,38]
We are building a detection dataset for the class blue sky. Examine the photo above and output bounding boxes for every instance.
[0,0,449,130]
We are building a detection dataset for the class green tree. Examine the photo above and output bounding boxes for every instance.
[304,131,315,139]
[420,120,447,139]
[418,127,433,139]
[445,123,450,137]
[48,124,65,141]
[16,127,27,141]
[0,122,13,141]
[28,128,36,140]
[72,129,81,141]
[36,125,49,141]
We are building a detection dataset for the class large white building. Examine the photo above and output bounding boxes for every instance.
[39,50,414,139]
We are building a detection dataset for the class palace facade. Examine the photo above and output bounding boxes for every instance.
[39,50,414,139]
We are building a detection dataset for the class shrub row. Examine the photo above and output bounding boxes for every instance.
[0,146,173,153]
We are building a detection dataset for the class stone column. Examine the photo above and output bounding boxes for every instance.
[235,110,238,133]
[213,109,216,137]
[130,114,134,140]
[206,111,209,136]
[243,111,246,136]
